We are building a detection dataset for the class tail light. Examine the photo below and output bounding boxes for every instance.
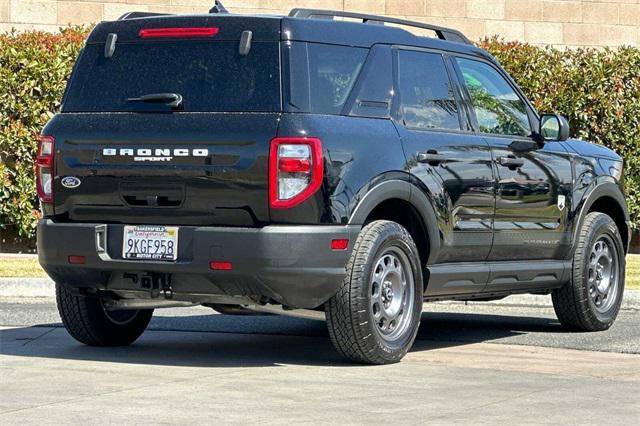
[269,137,323,209]
[36,135,55,204]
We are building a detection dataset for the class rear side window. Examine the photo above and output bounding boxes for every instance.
[62,41,280,112]
[285,43,368,115]
[396,50,461,131]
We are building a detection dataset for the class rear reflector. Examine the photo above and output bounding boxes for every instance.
[139,27,220,38]
[68,255,86,265]
[331,239,349,251]
[210,261,233,271]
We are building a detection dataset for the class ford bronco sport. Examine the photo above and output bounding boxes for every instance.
[37,5,630,364]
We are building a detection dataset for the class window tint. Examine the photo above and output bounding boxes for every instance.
[63,41,280,112]
[397,50,461,131]
[306,43,368,115]
[455,58,531,137]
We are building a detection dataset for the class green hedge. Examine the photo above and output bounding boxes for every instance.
[0,29,638,246]
[0,28,86,244]
[479,38,640,231]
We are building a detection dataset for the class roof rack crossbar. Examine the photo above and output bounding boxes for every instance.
[288,9,471,44]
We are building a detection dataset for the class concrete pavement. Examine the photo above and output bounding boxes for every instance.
[1,298,640,424]
[2,274,640,424]
[1,324,639,424]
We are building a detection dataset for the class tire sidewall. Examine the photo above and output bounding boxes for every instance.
[579,214,625,325]
[56,283,153,346]
[358,223,423,360]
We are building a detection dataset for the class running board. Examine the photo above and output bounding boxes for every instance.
[425,260,571,298]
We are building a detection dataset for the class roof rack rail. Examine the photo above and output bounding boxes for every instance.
[288,9,471,45]
[118,12,173,21]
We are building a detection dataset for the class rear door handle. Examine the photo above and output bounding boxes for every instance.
[498,156,525,169]
[417,151,448,165]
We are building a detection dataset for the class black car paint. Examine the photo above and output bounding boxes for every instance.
[46,113,279,226]
[39,13,629,309]
[38,220,360,309]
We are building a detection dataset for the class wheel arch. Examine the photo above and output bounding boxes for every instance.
[348,180,441,266]
[573,182,631,254]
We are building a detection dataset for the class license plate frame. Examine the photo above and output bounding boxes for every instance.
[122,225,179,261]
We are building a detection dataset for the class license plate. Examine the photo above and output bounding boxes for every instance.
[123,225,178,261]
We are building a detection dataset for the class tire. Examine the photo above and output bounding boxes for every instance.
[325,220,423,364]
[56,284,153,346]
[552,212,625,331]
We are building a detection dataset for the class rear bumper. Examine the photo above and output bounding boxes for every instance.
[38,219,359,309]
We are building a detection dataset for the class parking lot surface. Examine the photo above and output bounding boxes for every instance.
[1,300,639,424]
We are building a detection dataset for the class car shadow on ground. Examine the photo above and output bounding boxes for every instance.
[0,311,564,368]
[413,311,564,350]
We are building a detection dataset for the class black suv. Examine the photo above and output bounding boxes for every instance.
[38,7,630,364]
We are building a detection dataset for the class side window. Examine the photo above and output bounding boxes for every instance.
[455,58,532,137]
[307,43,368,115]
[397,50,461,131]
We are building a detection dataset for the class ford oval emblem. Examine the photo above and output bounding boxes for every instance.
[61,176,81,189]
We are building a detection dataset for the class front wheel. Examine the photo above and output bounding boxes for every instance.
[552,212,625,331]
[325,220,423,364]
[56,284,153,346]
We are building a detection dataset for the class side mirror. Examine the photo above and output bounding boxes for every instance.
[539,114,570,142]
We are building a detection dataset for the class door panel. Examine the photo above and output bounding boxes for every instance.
[393,49,495,264]
[452,56,574,261]
[400,131,495,263]
[485,138,574,260]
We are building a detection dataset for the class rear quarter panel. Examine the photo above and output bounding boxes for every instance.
[272,114,407,225]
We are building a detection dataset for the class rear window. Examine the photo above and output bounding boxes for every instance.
[62,40,280,113]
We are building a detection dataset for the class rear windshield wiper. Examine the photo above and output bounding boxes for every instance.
[127,93,183,109]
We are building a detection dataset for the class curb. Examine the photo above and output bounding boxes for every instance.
[438,292,640,310]
[0,278,55,298]
[0,253,38,260]
[1,277,639,310]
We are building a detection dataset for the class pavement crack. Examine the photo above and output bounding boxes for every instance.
[425,385,564,423]
[0,372,223,416]
[20,327,56,347]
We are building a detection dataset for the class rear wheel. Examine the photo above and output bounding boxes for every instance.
[552,212,625,331]
[325,221,423,364]
[56,284,153,346]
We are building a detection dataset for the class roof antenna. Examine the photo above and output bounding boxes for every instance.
[209,1,229,14]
